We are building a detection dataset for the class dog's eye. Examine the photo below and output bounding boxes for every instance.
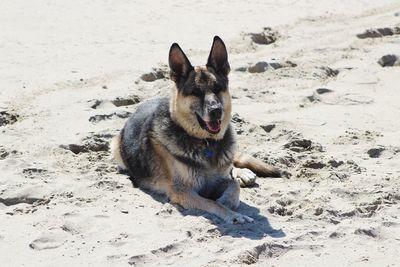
[212,84,223,94]
[191,88,203,97]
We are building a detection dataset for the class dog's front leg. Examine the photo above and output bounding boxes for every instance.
[216,178,241,210]
[169,189,253,224]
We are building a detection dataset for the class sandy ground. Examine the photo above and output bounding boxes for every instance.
[1,0,400,266]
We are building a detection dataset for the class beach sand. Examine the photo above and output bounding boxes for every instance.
[1,0,400,266]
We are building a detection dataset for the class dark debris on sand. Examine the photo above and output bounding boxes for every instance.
[249,27,279,45]
[0,111,19,127]
[357,26,400,39]
[140,66,169,82]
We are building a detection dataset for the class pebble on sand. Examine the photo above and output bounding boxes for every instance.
[378,55,400,67]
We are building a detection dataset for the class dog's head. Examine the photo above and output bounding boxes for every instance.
[169,36,232,140]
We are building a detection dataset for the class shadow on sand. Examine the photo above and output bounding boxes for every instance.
[130,178,285,240]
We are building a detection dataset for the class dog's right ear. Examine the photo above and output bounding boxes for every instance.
[169,43,193,83]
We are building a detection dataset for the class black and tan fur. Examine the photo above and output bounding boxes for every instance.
[111,36,280,223]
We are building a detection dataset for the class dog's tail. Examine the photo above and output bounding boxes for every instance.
[233,153,281,177]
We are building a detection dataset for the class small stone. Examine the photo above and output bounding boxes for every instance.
[316,88,333,94]
[356,27,399,39]
[314,207,323,216]
[367,148,384,158]
[248,62,269,73]
[328,160,344,168]
[329,232,340,238]
[88,99,102,109]
[378,54,400,67]
[231,113,245,124]
[303,161,326,169]
[260,124,275,133]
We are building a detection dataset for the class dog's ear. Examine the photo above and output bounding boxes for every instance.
[169,43,193,83]
[206,36,230,76]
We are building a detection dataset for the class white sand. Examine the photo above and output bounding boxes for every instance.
[1,0,400,266]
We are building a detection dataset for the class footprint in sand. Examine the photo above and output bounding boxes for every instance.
[229,27,280,54]
[22,168,49,179]
[108,233,130,247]
[111,96,141,107]
[61,133,113,154]
[126,242,184,266]
[140,65,169,82]
[29,230,68,250]
[90,180,124,191]
[329,232,346,239]
[283,138,323,153]
[334,129,381,145]
[248,27,279,45]
[29,237,63,250]
[89,111,131,123]
[88,95,141,109]
[307,88,374,106]
[233,243,292,265]
[354,228,379,238]
[0,196,47,206]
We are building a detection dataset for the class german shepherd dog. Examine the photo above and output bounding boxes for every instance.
[111,36,280,224]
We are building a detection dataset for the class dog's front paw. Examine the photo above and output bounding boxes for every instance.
[225,211,254,224]
[232,168,257,187]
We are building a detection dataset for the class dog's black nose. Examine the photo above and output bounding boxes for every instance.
[209,107,222,120]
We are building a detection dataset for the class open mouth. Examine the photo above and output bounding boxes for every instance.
[196,113,221,134]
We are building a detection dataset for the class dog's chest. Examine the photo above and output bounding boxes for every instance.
[196,140,233,168]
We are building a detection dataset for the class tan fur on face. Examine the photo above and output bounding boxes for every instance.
[170,67,232,140]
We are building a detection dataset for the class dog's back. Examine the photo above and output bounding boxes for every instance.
[111,97,169,184]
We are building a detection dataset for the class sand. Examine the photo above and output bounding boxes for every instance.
[1,0,400,266]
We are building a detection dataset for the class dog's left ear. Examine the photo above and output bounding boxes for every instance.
[206,36,230,76]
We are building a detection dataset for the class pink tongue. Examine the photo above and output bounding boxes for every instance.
[206,121,221,132]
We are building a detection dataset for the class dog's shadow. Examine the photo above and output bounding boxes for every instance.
[178,200,286,240]
[131,179,285,240]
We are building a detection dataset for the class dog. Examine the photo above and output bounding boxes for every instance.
[111,36,280,223]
